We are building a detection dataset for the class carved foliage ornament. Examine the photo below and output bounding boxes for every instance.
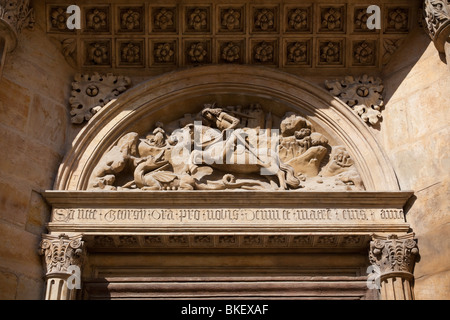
[423,0,450,53]
[326,75,384,126]
[0,0,34,34]
[369,234,419,276]
[39,234,84,275]
[69,73,131,124]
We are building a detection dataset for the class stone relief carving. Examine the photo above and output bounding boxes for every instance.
[387,8,409,32]
[39,234,85,275]
[0,0,34,35]
[326,75,384,126]
[369,234,420,276]
[253,8,276,32]
[423,0,450,54]
[320,7,344,32]
[221,8,242,32]
[287,8,309,31]
[88,103,365,192]
[69,73,131,124]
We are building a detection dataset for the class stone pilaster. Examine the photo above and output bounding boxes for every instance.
[39,234,85,300]
[0,0,34,76]
[369,234,420,300]
[423,0,450,58]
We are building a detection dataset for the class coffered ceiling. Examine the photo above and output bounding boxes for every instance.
[43,1,422,77]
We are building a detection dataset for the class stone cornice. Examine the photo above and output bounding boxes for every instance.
[43,190,414,208]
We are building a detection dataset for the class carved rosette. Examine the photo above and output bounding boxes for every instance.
[325,75,384,126]
[39,234,85,276]
[423,0,450,54]
[369,234,420,300]
[69,73,131,124]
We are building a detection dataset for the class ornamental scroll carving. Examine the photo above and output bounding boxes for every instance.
[39,234,85,275]
[325,75,384,126]
[424,0,450,53]
[88,103,364,192]
[69,73,131,124]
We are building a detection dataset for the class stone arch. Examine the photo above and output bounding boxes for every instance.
[54,65,399,191]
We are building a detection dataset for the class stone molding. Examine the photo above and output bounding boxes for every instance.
[423,0,450,54]
[43,190,413,237]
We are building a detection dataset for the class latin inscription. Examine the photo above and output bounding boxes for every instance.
[52,208,405,225]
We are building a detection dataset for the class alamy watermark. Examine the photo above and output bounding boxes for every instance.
[366,265,382,290]
[67,265,81,290]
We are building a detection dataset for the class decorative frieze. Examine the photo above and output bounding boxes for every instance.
[325,75,384,126]
[83,233,373,250]
[69,73,131,124]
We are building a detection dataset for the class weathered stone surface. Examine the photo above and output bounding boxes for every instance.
[0,175,31,226]
[0,77,31,132]
[0,222,43,279]
[381,23,450,300]
[0,269,18,300]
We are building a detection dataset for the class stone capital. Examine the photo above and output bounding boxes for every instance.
[423,0,450,54]
[39,233,85,277]
[0,0,34,77]
[369,233,419,276]
[369,233,419,300]
[0,0,34,51]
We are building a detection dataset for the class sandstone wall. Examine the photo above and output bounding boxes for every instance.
[381,29,450,300]
[0,12,74,299]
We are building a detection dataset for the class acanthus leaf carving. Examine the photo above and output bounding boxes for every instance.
[423,0,450,53]
[69,73,131,124]
[39,234,85,275]
[0,0,34,35]
[369,234,420,276]
[88,103,365,192]
[325,75,384,126]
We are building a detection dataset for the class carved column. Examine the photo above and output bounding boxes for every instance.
[0,0,34,77]
[369,234,420,300]
[423,0,450,59]
[39,234,85,300]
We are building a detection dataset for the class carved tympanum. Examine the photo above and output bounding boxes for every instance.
[69,73,131,124]
[88,103,364,192]
[326,75,384,126]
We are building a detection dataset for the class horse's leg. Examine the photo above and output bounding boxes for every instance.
[277,170,288,190]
